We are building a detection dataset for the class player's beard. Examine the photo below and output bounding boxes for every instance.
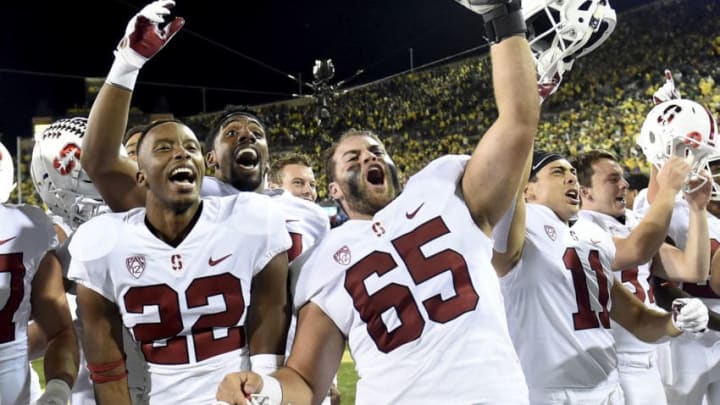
[342,164,398,217]
[228,164,266,192]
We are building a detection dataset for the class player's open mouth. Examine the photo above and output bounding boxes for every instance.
[616,196,626,206]
[235,147,259,170]
[367,164,385,186]
[168,167,196,185]
[565,189,579,205]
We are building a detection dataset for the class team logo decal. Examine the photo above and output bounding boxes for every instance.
[53,143,82,176]
[171,254,183,271]
[372,221,385,237]
[545,225,557,241]
[126,255,146,279]
[333,245,351,265]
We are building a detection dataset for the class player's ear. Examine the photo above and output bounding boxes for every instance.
[328,181,343,201]
[136,169,147,188]
[580,186,591,201]
[206,150,218,169]
[524,183,534,202]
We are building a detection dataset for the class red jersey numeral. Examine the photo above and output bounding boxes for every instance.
[563,248,611,330]
[0,253,26,343]
[344,217,479,353]
[123,272,246,365]
[620,267,654,304]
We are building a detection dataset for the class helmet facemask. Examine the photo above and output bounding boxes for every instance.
[524,0,617,96]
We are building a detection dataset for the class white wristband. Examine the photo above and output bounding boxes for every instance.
[258,375,283,405]
[106,56,140,91]
[35,379,71,405]
[250,354,284,375]
[250,354,285,375]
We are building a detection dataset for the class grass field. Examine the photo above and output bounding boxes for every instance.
[337,349,359,404]
[32,352,361,404]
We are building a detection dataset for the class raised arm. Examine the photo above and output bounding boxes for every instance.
[652,175,711,282]
[457,1,539,234]
[492,151,531,276]
[83,0,184,212]
[612,156,690,269]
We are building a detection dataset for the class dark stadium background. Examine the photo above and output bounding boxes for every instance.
[1,0,649,138]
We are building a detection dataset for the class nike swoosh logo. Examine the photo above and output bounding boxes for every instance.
[0,237,16,246]
[208,254,232,266]
[285,219,300,223]
[406,203,425,219]
[590,239,601,245]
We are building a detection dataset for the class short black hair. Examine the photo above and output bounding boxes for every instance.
[626,172,649,191]
[123,124,147,145]
[205,106,264,153]
[135,118,187,158]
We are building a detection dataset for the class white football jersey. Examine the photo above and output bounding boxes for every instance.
[68,193,291,404]
[292,155,528,405]
[577,209,659,354]
[200,176,240,198]
[501,204,618,392]
[635,196,720,312]
[0,204,58,405]
[201,176,330,264]
[264,189,330,263]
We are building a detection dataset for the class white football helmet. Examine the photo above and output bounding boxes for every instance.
[0,140,15,203]
[30,117,106,230]
[523,0,616,95]
[638,99,720,197]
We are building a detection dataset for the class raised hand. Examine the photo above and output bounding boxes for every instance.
[106,0,185,90]
[454,0,514,15]
[653,69,681,105]
[117,0,184,66]
[684,170,712,210]
[453,0,526,44]
[655,155,693,195]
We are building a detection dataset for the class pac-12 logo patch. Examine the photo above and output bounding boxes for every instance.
[545,225,557,241]
[333,245,351,265]
[126,255,146,279]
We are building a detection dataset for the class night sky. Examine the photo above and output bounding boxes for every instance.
[1,0,648,138]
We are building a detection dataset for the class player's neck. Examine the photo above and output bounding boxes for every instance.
[145,201,203,247]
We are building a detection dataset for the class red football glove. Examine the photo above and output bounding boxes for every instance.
[106,0,185,90]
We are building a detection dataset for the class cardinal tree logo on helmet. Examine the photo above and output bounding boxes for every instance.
[657,104,682,127]
[52,143,82,176]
